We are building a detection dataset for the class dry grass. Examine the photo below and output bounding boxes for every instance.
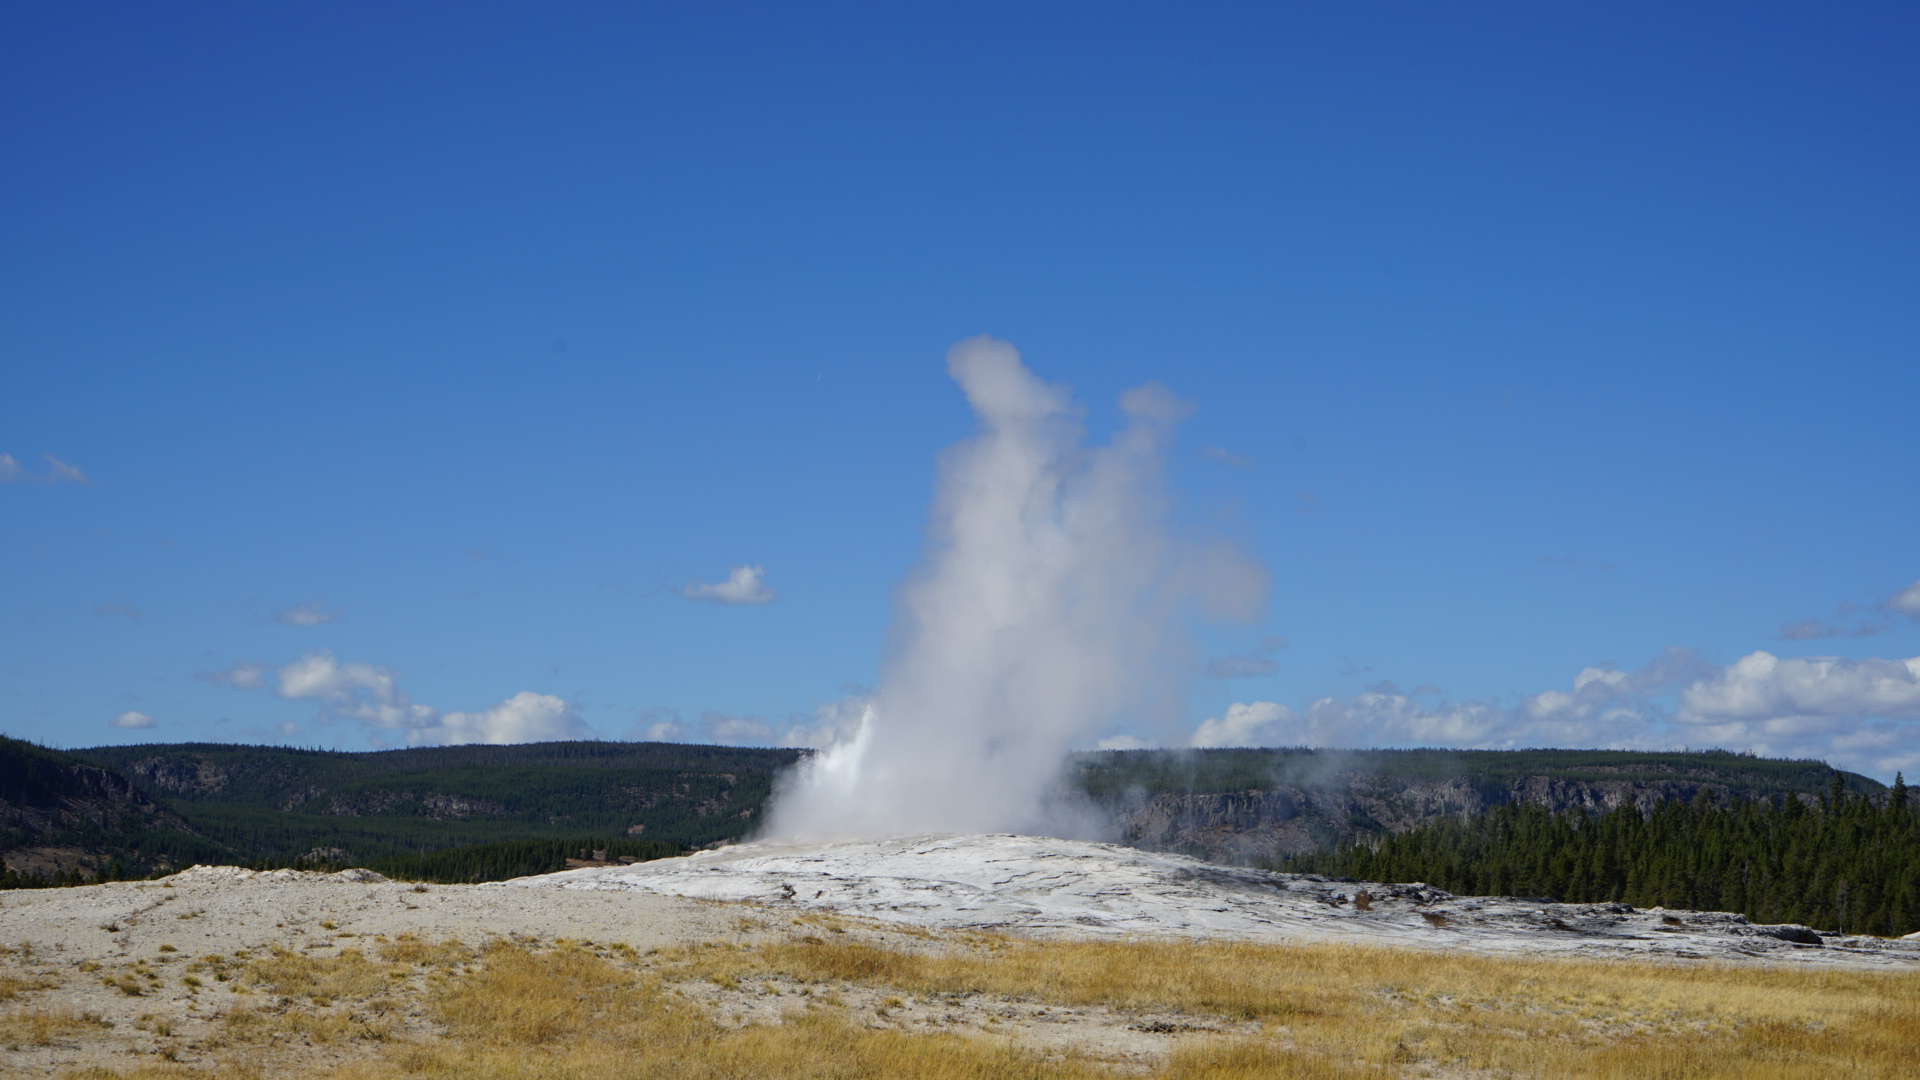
[238,948,396,1003]
[0,1006,110,1048]
[672,934,1920,1079]
[375,933,475,968]
[32,930,1920,1080]
[0,972,59,1001]
[335,939,1118,1080]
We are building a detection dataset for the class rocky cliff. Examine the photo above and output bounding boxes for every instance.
[0,736,214,877]
[1078,748,1874,866]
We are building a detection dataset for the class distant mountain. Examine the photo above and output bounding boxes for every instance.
[1075,747,1885,865]
[1,736,227,879]
[71,740,805,870]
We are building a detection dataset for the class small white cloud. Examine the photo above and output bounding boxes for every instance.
[424,691,589,746]
[1201,445,1254,469]
[275,601,341,626]
[251,649,590,746]
[1678,651,1920,723]
[1777,577,1920,639]
[1,454,89,485]
[1571,666,1629,692]
[1205,654,1278,679]
[1190,701,1295,748]
[95,602,141,622]
[1885,579,1920,618]
[680,565,776,605]
[276,650,432,729]
[1096,734,1152,750]
[1259,636,1289,652]
[196,661,268,690]
[45,456,88,484]
[111,710,157,729]
[631,708,687,742]
[702,711,777,745]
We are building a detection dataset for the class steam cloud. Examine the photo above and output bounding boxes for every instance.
[767,337,1264,840]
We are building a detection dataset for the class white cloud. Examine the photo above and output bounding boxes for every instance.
[46,456,88,484]
[1201,445,1254,469]
[680,565,776,605]
[1205,654,1278,678]
[1668,651,1920,777]
[0,453,88,485]
[1886,579,1920,618]
[423,691,589,746]
[110,710,157,729]
[1191,700,1296,748]
[275,651,433,729]
[703,711,777,745]
[1187,646,1920,779]
[205,648,595,747]
[634,694,871,750]
[1776,577,1920,639]
[1096,734,1153,750]
[1679,651,1920,722]
[196,661,268,690]
[275,601,341,626]
[630,708,688,742]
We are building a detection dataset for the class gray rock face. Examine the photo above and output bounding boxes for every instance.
[1104,776,1757,864]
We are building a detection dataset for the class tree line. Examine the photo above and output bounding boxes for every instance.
[1280,772,1919,937]
[363,835,683,883]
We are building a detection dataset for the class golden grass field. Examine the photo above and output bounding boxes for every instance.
[6,920,1917,1079]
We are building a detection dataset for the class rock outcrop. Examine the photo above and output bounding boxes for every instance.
[1104,775,1766,865]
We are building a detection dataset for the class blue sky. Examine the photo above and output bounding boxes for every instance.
[4,3,1918,778]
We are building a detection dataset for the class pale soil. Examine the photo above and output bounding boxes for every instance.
[0,867,737,1077]
[3,836,1918,1077]
[0,868,1221,1076]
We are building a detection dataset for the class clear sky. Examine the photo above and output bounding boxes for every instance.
[5,3,1918,778]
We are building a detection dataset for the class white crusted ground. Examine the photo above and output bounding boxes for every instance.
[514,832,1920,968]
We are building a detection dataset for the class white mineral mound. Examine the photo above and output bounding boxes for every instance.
[513,832,1920,968]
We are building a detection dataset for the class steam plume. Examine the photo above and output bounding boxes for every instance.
[767,337,1264,839]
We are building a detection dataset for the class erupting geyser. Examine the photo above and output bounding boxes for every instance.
[766,337,1265,840]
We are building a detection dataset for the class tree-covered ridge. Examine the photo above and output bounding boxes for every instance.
[64,740,807,861]
[74,740,804,805]
[1073,747,1882,799]
[1,734,231,877]
[1281,773,1920,937]
[363,835,682,884]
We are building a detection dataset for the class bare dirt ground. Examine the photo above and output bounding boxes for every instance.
[3,838,1918,1078]
[0,868,1225,1076]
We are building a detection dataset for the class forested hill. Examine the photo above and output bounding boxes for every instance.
[76,741,801,813]
[60,740,804,874]
[1076,747,1885,865]
[1282,776,1920,937]
[1,735,228,882]
[5,738,1887,888]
